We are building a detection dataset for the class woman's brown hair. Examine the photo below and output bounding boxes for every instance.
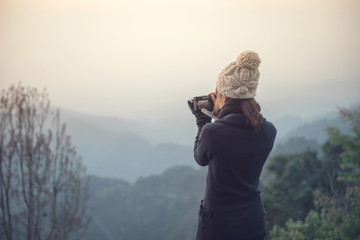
[220,97,263,131]
[240,98,263,132]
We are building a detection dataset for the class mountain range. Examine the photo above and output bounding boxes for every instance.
[59,103,358,182]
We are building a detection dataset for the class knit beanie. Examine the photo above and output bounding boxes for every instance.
[216,50,261,99]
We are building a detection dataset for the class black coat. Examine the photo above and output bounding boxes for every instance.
[193,103,276,240]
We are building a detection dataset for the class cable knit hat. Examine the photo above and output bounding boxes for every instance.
[216,50,261,99]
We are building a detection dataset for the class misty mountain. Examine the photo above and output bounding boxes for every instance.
[271,115,305,139]
[59,103,358,182]
[60,108,197,146]
[86,166,206,240]
[270,137,322,157]
[64,116,196,182]
[280,114,351,144]
[280,102,360,144]
[60,108,310,147]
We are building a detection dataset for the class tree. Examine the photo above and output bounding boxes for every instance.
[269,108,360,239]
[327,108,360,183]
[0,84,91,240]
[85,166,207,240]
[262,150,322,230]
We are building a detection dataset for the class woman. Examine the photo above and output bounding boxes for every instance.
[188,51,277,240]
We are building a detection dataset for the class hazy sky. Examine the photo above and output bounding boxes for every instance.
[1,0,360,121]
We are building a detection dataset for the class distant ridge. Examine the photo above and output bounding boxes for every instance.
[60,110,196,182]
[57,102,359,182]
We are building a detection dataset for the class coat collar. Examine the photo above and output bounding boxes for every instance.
[216,99,262,128]
[217,100,248,127]
[216,113,249,128]
[218,99,244,119]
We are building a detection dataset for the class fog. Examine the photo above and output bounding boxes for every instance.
[1,0,360,121]
[1,2,360,238]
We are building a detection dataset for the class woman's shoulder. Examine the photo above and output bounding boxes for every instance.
[261,118,277,137]
[200,121,225,135]
[263,118,276,130]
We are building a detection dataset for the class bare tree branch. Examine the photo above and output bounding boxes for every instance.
[0,83,91,240]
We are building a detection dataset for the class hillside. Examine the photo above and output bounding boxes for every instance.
[278,103,359,144]
[60,108,197,146]
[64,117,196,182]
[281,115,350,144]
[86,166,207,240]
[59,103,358,182]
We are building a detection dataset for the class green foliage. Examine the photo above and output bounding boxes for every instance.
[270,188,360,240]
[269,108,360,240]
[327,108,360,183]
[317,141,346,197]
[85,166,207,240]
[262,150,322,229]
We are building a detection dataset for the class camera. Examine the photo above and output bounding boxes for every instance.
[188,95,215,112]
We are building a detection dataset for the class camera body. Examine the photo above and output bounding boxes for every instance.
[189,95,215,112]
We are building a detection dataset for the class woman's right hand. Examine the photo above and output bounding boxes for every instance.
[209,92,217,105]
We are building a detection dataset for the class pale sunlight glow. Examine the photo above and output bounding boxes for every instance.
[1,0,359,120]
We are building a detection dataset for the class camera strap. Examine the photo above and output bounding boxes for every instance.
[201,109,219,121]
